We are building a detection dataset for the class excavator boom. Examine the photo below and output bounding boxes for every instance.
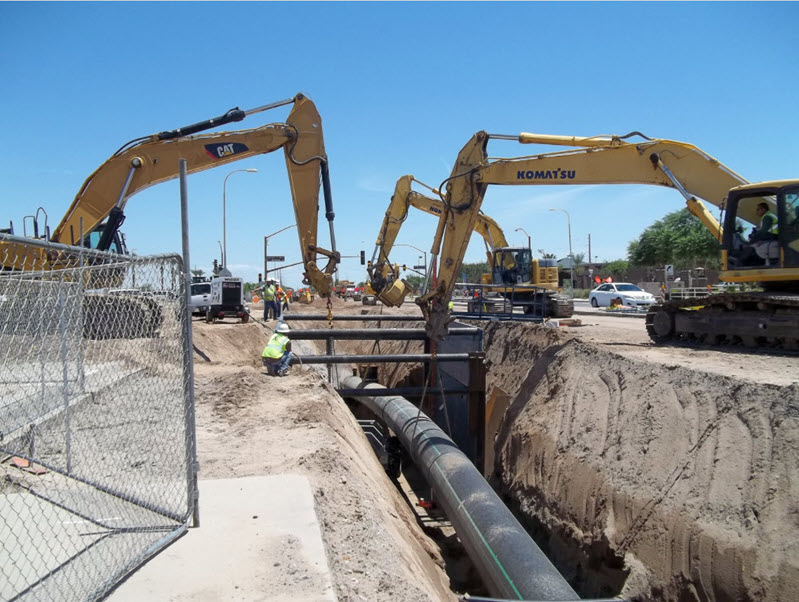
[8,94,339,295]
[369,175,510,307]
[368,174,573,317]
[420,130,790,343]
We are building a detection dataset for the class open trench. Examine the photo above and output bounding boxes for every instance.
[288,305,799,602]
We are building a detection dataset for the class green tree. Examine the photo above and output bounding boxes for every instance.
[537,249,557,259]
[404,274,424,291]
[460,262,490,283]
[628,209,720,269]
[571,252,586,278]
[601,259,630,281]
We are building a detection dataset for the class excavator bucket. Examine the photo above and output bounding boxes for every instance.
[376,279,412,307]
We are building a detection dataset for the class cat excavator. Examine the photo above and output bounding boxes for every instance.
[419,131,799,349]
[1,93,340,338]
[368,175,573,317]
[1,93,339,295]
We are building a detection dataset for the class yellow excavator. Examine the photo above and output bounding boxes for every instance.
[1,93,340,296]
[418,131,799,348]
[368,175,573,317]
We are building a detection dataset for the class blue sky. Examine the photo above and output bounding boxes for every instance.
[2,2,797,287]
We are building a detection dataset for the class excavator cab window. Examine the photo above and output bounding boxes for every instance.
[781,187,799,267]
[82,225,126,255]
[723,186,799,269]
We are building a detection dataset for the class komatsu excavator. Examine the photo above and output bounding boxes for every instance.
[419,131,799,349]
[1,93,339,296]
[368,175,573,317]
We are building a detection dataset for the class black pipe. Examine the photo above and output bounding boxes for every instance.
[287,327,479,340]
[341,375,579,601]
[291,353,470,365]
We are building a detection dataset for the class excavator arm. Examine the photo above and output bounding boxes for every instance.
[420,131,753,338]
[13,94,339,294]
[368,175,510,306]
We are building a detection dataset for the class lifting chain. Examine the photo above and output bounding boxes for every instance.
[326,295,334,328]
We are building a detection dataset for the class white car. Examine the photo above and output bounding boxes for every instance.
[588,282,656,308]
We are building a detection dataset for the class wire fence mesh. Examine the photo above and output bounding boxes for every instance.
[0,234,196,601]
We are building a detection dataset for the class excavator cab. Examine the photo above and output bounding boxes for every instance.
[491,247,532,285]
[722,182,799,274]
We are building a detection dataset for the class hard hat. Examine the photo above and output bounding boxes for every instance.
[277,323,290,333]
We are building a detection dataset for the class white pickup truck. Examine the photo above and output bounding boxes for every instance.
[190,281,211,315]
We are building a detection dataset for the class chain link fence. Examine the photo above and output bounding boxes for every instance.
[0,234,197,601]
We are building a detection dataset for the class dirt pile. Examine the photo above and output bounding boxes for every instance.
[483,321,799,600]
[192,320,270,366]
[190,316,454,601]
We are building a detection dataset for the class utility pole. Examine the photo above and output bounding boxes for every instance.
[588,234,592,265]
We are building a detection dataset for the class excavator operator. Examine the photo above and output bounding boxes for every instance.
[748,202,779,265]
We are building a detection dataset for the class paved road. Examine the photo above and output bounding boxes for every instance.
[572,298,647,319]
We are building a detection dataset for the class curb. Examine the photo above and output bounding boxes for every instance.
[572,308,646,319]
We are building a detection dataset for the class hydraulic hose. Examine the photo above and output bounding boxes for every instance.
[340,375,579,601]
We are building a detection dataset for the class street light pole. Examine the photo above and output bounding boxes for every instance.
[549,208,574,297]
[394,243,427,291]
[515,227,531,250]
[222,168,258,270]
[264,223,297,280]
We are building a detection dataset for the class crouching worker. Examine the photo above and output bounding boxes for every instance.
[261,324,292,376]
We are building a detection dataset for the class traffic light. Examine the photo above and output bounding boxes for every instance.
[213,259,218,275]
[402,264,406,271]
[360,250,366,265]
[367,261,372,268]
[258,273,263,283]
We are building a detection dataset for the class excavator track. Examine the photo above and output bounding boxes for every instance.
[548,293,575,319]
[646,292,799,351]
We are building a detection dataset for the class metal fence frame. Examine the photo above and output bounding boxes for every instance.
[0,233,198,601]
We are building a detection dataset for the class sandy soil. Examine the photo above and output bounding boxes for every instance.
[190,297,799,601]
[190,301,454,602]
[484,318,799,601]
[568,312,799,387]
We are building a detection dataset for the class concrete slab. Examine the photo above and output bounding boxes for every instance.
[111,475,336,602]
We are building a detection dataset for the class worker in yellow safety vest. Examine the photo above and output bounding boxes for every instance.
[261,324,292,376]
[749,202,780,265]
[263,280,277,321]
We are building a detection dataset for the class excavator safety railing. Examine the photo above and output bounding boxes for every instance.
[0,233,196,602]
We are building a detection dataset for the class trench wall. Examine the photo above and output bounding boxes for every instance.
[483,322,799,601]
